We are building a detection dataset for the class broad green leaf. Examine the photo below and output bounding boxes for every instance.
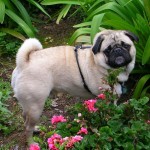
[68,28,91,45]
[76,35,91,44]
[91,13,105,43]
[142,36,150,65]
[73,22,91,28]
[0,28,26,41]
[88,0,105,13]
[28,0,50,17]
[143,0,150,21]
[0,0,5,23]
[12,0,35,32]
[102,19,137,33]
[56,4,71,24]
[139,97,149,105]
[133,74,150,99]
[86,2,130,22]
[141,85,150,97]
[3,0,16,11]
[41,0,85,5]
[5,9,35,37]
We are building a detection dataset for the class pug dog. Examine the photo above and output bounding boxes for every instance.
[11,30,138,145]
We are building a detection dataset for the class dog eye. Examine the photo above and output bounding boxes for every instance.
[104,45,111,56]
[121,42,131,49]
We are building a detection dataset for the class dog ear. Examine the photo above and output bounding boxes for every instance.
[124,31,139,42]
[92,35,104,54]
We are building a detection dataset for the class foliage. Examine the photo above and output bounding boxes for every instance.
[41,0,150,99]
[0,79,13,135]
[0,32,21,56]
[0,0,50,40]
[32,94,150,149]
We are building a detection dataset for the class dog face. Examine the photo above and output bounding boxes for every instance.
[92,30,138,69]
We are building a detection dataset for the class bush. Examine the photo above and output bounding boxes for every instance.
[0,0,50,40]
[0,80,13,135]
[31,94,150,149]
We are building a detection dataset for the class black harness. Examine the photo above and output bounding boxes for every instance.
[74,45,127,96]
[74,45,94,95]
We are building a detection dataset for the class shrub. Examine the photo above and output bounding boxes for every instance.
[32,94,150,149]
[0,0,50,40]
[0,79,13,135]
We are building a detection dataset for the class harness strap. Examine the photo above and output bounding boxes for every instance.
[74,45,94,95]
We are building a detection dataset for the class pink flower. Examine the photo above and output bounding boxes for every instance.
[147,120,150,124]
[72,135,83,142]
[78,113,82,117]
[84,99,98,112]
[77,127,88,135]
[29,143,40,150]
[47,133,63,150]
[98,93,106,100]
[66,135,83,148]
[51,115,67,125]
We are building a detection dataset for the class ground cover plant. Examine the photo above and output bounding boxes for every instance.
[30,90,150,149]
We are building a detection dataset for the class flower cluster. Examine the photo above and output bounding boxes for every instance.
[47,133,63,150]
[84,99,98,112]
[98,93,106,100]
[29,143,40,150]
[47,133,84,149]
[77,127,88,135]
[66,135,83,148]
[51,115,67,125]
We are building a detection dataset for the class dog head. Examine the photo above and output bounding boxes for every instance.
[92,30,138,69]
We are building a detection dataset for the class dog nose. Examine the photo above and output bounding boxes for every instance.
[114,47,122,54]
[115,56,125,65]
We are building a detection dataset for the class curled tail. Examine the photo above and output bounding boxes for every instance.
[16,38,42,69]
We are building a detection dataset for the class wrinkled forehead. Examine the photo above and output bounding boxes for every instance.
[101,31,133,50]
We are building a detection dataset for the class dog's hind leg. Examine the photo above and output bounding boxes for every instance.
[16,82,51,145]
[23,102,45,145]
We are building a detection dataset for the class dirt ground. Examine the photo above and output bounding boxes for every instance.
[0,18,83,150]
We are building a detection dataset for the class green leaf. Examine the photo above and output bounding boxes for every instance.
[108,120,122,132]
[0,0,5,23]
[3,0,15,11]
[5,9,35,37]
[0,28,26,41]
[133,74,150,99]
[56,4,71,24]
[139,97,149,105]
[131,121,143,131]
[68,28,91,45]
[11,0,35,32]
[142,36,150,65]
[91,13,105,43]
[75,35,91,44]
[143,0,150,21]
[28,0,51,18]
[141,85,150,97]
[102,19,136,33]
[41,0,85,5]
[73,22,91,28]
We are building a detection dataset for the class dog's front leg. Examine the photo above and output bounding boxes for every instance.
[117,59,135,82]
